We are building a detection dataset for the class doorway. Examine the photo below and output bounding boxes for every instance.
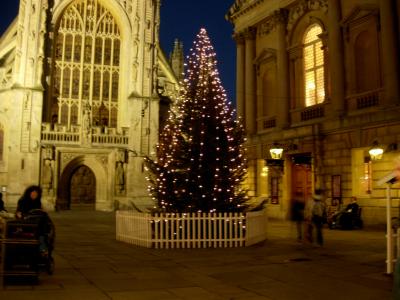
[291,155,312,208]
[69,165,96,210]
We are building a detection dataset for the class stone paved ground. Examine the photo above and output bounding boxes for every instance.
[0,211,393,299]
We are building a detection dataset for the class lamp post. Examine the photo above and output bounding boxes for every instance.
[270,143,284,160]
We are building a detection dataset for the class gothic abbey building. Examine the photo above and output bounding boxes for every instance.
[0,0,182,211]
[228,0,400,225]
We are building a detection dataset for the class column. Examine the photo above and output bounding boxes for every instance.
[234,33,246,121]
[288,46,303,110]
[275,9,289,129]
[328,0,345,115]
[256,66,263,131]
[244,27,257,135]
[380,0,400,106]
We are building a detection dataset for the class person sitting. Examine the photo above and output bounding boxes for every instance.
[16,185,50,256]
[0,192,13,218]
[329,197,362,229]
[16,185,43,219]
[0,192,5,212]
[346,197,359,215]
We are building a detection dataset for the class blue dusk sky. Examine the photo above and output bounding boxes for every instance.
[0,1,237,103]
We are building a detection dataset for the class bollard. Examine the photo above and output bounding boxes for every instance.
[394,259,400,299]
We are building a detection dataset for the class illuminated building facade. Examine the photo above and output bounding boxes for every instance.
[228,0,400,224]
[0,0,180,211]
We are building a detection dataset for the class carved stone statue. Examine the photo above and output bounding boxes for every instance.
[43,145,54,161]
[82,102,92,143]
[42,159,53,190]
[115,161,125,193]
[117,149,126,163]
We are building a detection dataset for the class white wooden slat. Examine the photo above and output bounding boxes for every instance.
[167,215,170,248]
[183,215,186,249]
[197,213,201,248]
[207,213,211,248]
[202,213,206,247]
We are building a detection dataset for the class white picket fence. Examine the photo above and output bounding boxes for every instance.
[116,210,268,249]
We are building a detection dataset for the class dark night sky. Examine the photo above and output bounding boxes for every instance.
[0,1,236,103]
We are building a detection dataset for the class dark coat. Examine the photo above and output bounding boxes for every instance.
[16,186,42,215]
[17,197,42,215]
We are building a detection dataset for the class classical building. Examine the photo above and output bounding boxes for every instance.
[0,0,180,211]
[227,0,400,225]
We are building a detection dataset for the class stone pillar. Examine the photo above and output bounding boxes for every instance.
[234,33,246,120]
[275,9,289,128]
[380,0,400,106]
[244,27,257,135]
[328,0,345,115]
[288,46,303,110]
[256,66,263,131]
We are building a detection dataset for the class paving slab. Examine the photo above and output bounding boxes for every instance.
[0,211,393,299]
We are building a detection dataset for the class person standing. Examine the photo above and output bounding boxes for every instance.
[304,197,314,243]
[311,189,326,246]
[291,192,305,242]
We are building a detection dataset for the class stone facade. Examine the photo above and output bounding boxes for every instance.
[0,0,179,211]
[227,0,400,225]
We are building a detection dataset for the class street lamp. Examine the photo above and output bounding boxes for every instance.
[369,141,384,161]
[270,143,284,159]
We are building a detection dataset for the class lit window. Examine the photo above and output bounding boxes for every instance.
[51,0,121,128]
[362,157,372,194]
[303,24,325,107]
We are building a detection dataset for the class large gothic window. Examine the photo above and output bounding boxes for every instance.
[51,0,121,128]
[303,24,325,107]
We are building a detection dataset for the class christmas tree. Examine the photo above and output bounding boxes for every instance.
[146,28,248,213]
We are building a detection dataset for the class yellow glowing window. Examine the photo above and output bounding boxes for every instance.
[303,25,325,107]
[362,157,372,194]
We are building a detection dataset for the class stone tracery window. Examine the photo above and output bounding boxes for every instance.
[51,0,121,129]
[303,24,325,107]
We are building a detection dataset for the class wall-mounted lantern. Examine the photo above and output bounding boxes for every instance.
[369,141,384,161]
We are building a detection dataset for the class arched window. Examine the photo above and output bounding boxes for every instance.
[303,24,325,107]
[50,0,121,128]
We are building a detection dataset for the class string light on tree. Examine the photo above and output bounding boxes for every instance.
[145,28,248,213]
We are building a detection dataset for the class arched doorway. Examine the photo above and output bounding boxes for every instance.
[57,155,109,211]
[70,165,96,210]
